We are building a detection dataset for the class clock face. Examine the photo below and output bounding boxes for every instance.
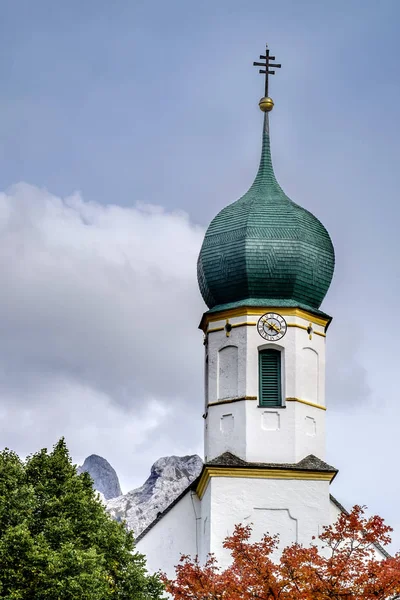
[257,312,287,341]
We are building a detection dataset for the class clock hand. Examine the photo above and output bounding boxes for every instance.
[267,321,280,333]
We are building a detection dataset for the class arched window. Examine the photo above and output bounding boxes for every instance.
[259,349,282,406]
[218,345,238,400]
[300,347,319,404]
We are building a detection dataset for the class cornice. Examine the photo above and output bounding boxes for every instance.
[206,397,326,411]
[200,306,330,333]
[285,397,327,411]
[196,465,336,499]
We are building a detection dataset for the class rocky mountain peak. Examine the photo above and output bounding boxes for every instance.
[149,454,203,482]
[78,454,122,500]
[106,454,203,536]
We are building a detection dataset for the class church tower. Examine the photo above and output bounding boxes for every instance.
[137,45,340,575]
[198,47,334,468]
[195,45,337,564]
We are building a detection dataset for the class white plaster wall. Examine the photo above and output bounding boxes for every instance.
[204,353,209,412]
[137,488,387,578]
[245,402,295,463]
[329,495,342,525]
[199,481,211,564]
[245,401,325,463]
[207,476,332,569]
[300,347,319,403]
[205,401,246,462]
[204,311,328,464]
[137,491,200,578]
[207,326,247,404]
[294,402,326,461]
[218,345,239,399]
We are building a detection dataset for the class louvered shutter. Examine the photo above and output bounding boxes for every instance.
[259,349,282,406]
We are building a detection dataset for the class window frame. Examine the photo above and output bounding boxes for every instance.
[258,348,283,407]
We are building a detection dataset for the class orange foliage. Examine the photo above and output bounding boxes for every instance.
[162,506,400,600]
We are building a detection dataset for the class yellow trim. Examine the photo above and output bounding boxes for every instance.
[287,322,308,331]
[207,326,225,333]
[196,466,335,499]
[206,396,326,410]
[287,323,326,336]
[287,322,327,336]
[286,397,327,411]
[208,322,257,334]
[200,307,330,332]
[208,320,326,337]
[207,396,257,407]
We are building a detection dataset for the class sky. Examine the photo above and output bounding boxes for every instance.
[0,0,399,550]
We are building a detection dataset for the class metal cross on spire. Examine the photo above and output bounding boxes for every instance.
[253,44,281,99]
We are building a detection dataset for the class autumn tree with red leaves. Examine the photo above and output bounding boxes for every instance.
[162,505,400,600]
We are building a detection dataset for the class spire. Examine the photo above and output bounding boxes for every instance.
[251,44,282,191]
[250,113,280,191]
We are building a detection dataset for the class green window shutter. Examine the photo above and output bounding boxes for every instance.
[259,349,282,406]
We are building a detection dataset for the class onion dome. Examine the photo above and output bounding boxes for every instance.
[197,111,335,313]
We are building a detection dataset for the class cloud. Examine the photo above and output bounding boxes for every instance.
[0,183,205,487]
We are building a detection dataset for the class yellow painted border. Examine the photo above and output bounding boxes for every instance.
[232,321,257,329]
[287,322,308,330]
[207,326,225,333]
[287,323,326,338]
[207,396,257,407]
[208,321,326,337]
[286,397,326,411]
[200,306,330,332]
[196,466,336,499]
[206,397,326,410]
[208,322,258,334]
[314,330,326,338]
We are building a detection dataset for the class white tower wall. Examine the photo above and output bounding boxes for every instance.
[200,476,332,569]
[203,309,329,464]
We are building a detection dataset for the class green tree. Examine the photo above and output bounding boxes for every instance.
[0,439,164,600]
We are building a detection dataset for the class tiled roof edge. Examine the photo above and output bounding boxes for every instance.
[206,452,337,474]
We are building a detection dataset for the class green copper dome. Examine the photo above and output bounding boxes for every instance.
[197,113,335,312]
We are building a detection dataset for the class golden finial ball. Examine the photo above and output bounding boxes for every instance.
[259,97,274,112]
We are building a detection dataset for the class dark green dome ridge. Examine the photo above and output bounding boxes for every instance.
[197,113,335,311]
